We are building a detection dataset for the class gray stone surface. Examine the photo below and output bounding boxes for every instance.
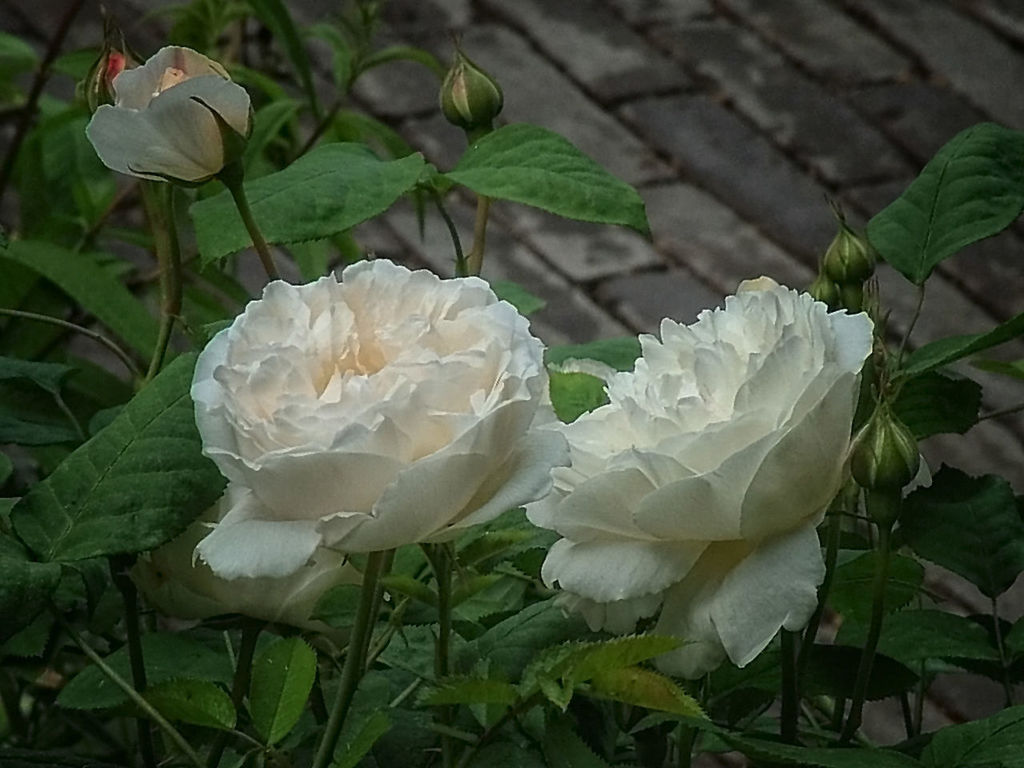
[848,0,1024,128]
[605,0,713,26]
[719,0,911,84]
[481,0,689,102]
[652,22,909,184]
[621,95,836,265]
[596,267,725,331]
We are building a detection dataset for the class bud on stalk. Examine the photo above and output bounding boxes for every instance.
[823,220,875,285]
[440,45,503,139]
[851,403,920,527]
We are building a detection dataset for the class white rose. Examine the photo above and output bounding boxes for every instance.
[528,278,873,678]
[192,259,569,579]
[133,487,359,632]
[86,46,251,183]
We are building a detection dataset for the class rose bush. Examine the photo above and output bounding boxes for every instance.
[86,45,250,183]
[191,259,568,579]
[528,277,874,678]
[133,487,360,632]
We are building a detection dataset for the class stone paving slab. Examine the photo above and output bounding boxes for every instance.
[651,21,910,184]
[605,0,712,26]
[596,267,726,331]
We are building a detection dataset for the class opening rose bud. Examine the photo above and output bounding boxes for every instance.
[86,45,252,184]
[190,259,569,580]
[527,278,874,678]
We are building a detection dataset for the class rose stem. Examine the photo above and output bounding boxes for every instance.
[991,594,1016,706]
[840,512,893,742]
[423,543,455,767]
[431,189,468,277]
[52,605,205,768]
[676,722,695,768]
[0,0,86,202]
[108,556,156,768]
[219,163,281,282]
[780,629,799,743]
[465,195,492,276]
[206,620,263,768]
[0,308,142,381]
[312,549,390,768]
[142,182,183,383]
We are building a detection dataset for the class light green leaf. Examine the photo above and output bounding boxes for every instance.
[836,609,999,666]
[921,705,1024,767]
[0,241,158,357]
[381,574,437,606]
[190,143,426,264]
[10,354,226,562]
[245,0,319,116]
[445,124,650,236]
[903,309,1024,376]
[58,633,233,710]
[829,552,924,622]
[867,122,1024,284]
[420,677,518,706]
[249,636,317,746]
[549,370,608,423]
[547,337,641,372]
[490,280,546,316]
[332,710,392,768]
[589,666,702,717]
[892,371,981,438]
[144,678,235,730]
[902,467,1024,598]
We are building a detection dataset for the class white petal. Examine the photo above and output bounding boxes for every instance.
[557,591,663,634]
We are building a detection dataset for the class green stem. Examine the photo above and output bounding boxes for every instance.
[142,183,183,382]
[109,557,156,768]
[780,630,799,743]
[311,550,390,768]
[53,392,85,442]
[431,190,467,277]
[799,489,847,676]
[991,594,1016,706]
[840,519,893,742]
[676,723,695,768]
[465,195,491,276]
[207,620,263,768]
[219,163,280,282]
[53,608,203,768]
[0,308,141,380]
[424,543,455,768]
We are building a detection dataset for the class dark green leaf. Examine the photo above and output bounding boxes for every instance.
[920,705,1024,767]
[333,710,391,768]
[0,356,75,395]
[867,122,1024,284]
[0,241,158,357]
[0,451,11,485]
[465,741,545,768]
[803,645,918,700]
[1008,616,1024,657]
[11,354,226,562]
[359,44,444,78]
[445,124,650,236]
[290,239,331,281]
[249,636,317,745]
[0,748,126,768]
[472,599,588,681]
[901,466,1024,597]
[830,552,924,622]
[0,416,76,446]
[191,143,426,264]
[420,676,518,706]
[542,715,611,768]
[58,633,233,710]
[244,98,300,169]
[892,371,981,438]
[144,678,235,730]
[722,732,923,768]
[490,280,546,316]
[0,544,61,642]
[312,583,363,629]
[549,370,608,423]
[246,0,319,116]
[903,309,1024,376]
[835,609,999,666]
[546,337,641,372]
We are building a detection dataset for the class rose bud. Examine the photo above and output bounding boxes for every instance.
[440,45,504,137]
[808,273,840,310]
[851,403,920,494]
[86,45,252,184]
[823,220,875,285]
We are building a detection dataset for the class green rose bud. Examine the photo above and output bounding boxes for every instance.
[808,273,841,309]
[851,404,920,494]
[440,45,503,137]
[839,281,864,313]
[823,220,875,285]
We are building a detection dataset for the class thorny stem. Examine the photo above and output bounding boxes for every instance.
[431,189,467,277]
[142,183,183,382]
[219,163,280,281]
[206,620,263,768]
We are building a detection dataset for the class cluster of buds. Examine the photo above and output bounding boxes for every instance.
[809,209,876,313]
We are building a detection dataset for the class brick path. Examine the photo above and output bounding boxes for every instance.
[5,0,1024,755]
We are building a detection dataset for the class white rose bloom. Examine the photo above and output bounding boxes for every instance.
[133,487,359,632]
[86,46,251,183]
[192,259,568,579]
[528,278,873,678]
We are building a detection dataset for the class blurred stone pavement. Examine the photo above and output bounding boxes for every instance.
[6,0,1024,754]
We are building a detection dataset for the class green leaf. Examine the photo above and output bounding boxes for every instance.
[903,309,1024,376]
[248,636,317,746]
[245,0,318,117]
[802,645,918,701]
[892,371,981,438]
[359,44,445,78]
[420,676,518,706]
[381,574,437,607]
[920,705,1024,767]
[465,742,545,768]
[901,466,1024,598]
[0,544,61,642]
[835,609,1000,666]
[0,748,128,768]
[0,242,158,357]
[472,599,588,681]
[312,583,363,628]
[543,716,611,768]
[546,337,641,372]
[549,370,608,424]
[191,143,426,264]
[445,124,650,236]
[721,733,923,768]
[0,451,11,485]
[490,280,546,316]
[589,666,702,717]
[290,239,332,281]
[244,98,300,168]
[144,678,235,730]
[1008,616,1024,657]
[867,122,1024,284]
[0,356,75,395]
[11,354,226,562]
[0,416,76,446]
[829,552,924,622]
[973,357,1024,380]
[58,633,233,710]
[332,710,392,768]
